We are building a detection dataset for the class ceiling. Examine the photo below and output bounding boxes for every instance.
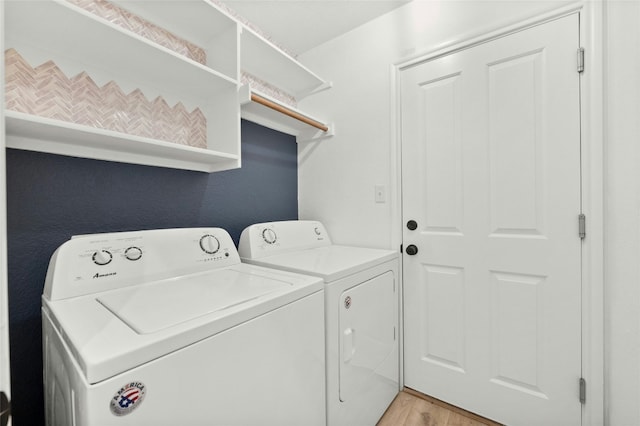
[221,0,411,55]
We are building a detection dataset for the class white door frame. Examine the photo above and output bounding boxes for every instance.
[390,2,604,425]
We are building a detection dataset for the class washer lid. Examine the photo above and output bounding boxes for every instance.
[98,269,291,334]
[243,245,397,282]
[43,263,323,384]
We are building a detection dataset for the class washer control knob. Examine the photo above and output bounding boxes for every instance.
[262,229,277,244]
[92,250,113,266]
[200,234,220,254]
[124,246,143,261]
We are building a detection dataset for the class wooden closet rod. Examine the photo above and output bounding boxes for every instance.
[251,93,329,132]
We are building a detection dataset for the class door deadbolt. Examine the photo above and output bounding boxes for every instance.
[407,220,418,230]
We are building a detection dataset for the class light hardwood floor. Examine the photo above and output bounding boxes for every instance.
[377,388,503,426]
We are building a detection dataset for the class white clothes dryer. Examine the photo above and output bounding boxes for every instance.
[239,220,399,426]
[42,227,326,426]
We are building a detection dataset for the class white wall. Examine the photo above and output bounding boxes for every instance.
[604,1,640,424]
[298,0,640,424]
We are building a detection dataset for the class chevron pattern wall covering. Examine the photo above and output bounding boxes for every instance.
[5,48,208,149]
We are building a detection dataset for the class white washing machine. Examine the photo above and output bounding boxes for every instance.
[42,227,326,426]
[238,220,399,426]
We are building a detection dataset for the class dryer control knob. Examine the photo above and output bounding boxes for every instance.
[200,234,220,254]
[262,229,277,244]
[92,250,113,266]
[124,246,143,261]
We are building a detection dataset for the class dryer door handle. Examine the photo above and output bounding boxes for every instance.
[343,328,355,363]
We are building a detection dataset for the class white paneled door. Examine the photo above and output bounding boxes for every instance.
[401,14,581,426]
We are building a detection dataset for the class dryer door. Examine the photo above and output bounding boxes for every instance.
[339,271,397,402]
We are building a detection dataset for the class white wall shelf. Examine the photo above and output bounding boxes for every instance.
[240,26,330,99]
[5,111,240,173]
[5,0,238,104]
[110,0,240,80]
[3,0,330,172]
[4,0,241,173]
[106,0,332,134]
[239,86,333,143]
[109,0,331,99]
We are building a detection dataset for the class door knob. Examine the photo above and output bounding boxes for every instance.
[407,220,417,230]
[405,244,418,255]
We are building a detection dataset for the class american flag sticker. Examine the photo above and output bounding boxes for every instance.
[110,381,146,416]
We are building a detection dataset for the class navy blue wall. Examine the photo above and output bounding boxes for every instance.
[6,120,298,425]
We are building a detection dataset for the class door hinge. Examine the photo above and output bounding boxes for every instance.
[579,377,586,404]
[577,47,585,73]
[579,214,586,239]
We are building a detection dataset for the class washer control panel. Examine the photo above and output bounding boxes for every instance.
[44,228,240,301]
[238,221,332,259]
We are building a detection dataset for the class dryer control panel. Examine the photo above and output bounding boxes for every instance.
[43,228,241,301]
[238,220,332,259]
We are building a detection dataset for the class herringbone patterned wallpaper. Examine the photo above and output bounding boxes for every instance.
[5,48,208,149]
